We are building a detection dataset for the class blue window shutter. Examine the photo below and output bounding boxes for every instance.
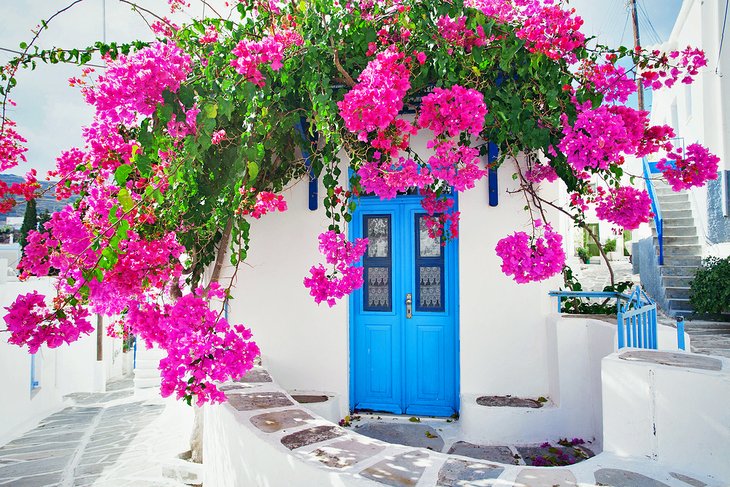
[296,118,319,211]
[488,142,499,207]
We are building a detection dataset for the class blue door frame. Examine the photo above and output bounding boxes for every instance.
[349,194,460,417]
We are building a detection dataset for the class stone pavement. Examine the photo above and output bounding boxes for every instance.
[0,378,194,487]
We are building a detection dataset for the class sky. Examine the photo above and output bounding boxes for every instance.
[0,0,684,177]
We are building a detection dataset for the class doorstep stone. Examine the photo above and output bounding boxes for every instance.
[476,395,543,408]
[226,392,293,411]
[594,468,671,487]
[514,468,577,486]
[281,426,344,450]
[355,422,444,451]
[447,442,517,464]
[436,458,504,486]
[250,409,314,433]
[360,450,430,487]
[619,351,722,371]
[310,438,386,468]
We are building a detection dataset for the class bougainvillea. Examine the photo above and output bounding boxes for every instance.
[0,0,719,405]
[495,222,566,284]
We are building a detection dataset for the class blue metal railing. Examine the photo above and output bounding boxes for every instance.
[643,157,664,265]
[549,286,659,350]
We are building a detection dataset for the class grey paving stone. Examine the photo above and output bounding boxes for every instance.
[1,472,63,486]
[236,367,272,383]
[0,449,72,462]
[476,395,542,408]
[619,350,722,371]
[5,431,85,445]
[516,445,591,466]
[360,450,429,487]
[310,438,386,468]
[355,422,445,451]
[447,442,517,464]
[437,458,504,486]
[514,468,577,486]
[0,443,78,456]
[280,425,344,450]
[250,409,314,433]
[227,391,293,411]
[594,468,671,487]
[670,472,707,487]
[0,455,71,478]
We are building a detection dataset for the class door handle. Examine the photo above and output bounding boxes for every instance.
[405,293,412,319]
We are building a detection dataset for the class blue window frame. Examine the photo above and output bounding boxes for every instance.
[362,215,392,312]
[414,214,445,312]
[30,353,40,390]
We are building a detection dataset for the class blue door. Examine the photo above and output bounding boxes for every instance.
[350,195,459,417]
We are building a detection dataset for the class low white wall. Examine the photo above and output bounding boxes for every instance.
[602,351,730,481]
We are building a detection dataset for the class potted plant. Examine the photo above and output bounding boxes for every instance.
[603,238,617,261]
[576,247,591,264]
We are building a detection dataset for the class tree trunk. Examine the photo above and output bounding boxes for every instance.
[189,218,233,464]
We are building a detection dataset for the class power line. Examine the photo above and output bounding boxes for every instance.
[638,0,663,44]
[718,0,730,75]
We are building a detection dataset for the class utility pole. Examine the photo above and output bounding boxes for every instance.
[629,0,646,110]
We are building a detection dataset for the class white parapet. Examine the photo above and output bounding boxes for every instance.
[602,349,730,482]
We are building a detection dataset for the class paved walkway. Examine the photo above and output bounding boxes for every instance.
[0,379,195,487]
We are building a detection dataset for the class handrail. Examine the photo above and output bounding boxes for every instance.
[643,157,664,265]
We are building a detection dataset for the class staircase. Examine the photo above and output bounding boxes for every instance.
[133,341,164,390]
[651,180,702,318]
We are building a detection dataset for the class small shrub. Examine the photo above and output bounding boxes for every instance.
[690,257,730,315]
[603,238,617,253]
[576,247,591,264]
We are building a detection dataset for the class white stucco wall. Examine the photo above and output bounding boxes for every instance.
[0,277,125,446]
[650,0,730,256]
[228,135,565,418]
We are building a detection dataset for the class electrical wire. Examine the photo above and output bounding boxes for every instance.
[638,0,663,44]
[717,0,730,74]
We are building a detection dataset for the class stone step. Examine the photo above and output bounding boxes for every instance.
[656,193,689,204]
[662,254,702,267]
[661,244,702,256]
[668,297,693,311]
[133,367,161,379]
[662,226,697,237]
[663,217,696,227]
[662,275,695,288]
[135,359,161,370]
[665,286,691,299]
[662,209,693,219]
[660,265,699,277]
[684,321,730,332]
[660,201,692,211]
[655,235,699,245]
[134,376,161,389]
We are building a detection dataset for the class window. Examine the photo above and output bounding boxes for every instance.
[30,353,41,391]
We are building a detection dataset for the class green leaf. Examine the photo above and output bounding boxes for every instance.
[114,165,133,186]
[118,188,134,212]
[203,103,218,119]
[248,161,259,181]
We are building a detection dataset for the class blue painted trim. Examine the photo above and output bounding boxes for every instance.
[349,193,460,416]
[676,318,686,351]
[30,354,39,390]
[362,215,393,312]
[643,158,664,265]
[296,118,319,211]
[414,214,445,313]
[488,143,499,207]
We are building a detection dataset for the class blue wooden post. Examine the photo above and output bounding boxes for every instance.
[676,317,686,351]
[296,118,319,211]
[488,143,499,207]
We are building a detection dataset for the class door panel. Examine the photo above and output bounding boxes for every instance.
[351,196,458,416]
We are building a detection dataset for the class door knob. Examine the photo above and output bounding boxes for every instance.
[406,293,412,319]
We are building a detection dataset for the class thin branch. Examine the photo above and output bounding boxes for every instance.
[330,38,356,88]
